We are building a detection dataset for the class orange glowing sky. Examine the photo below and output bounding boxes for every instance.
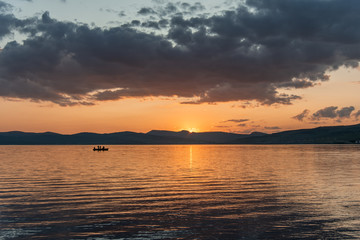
[1,0,360,134]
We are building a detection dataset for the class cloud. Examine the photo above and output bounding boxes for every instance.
[276,79,320,89]
[141,21,161,29]
[137,7,157,15]
[294,106,356,122]
[312,106,339,119]
[0,2,35,40]
[130,20,141,26]
[224,119,249,123]
[215,125,229,128]
[1,1,360,106]
[0,2,17,39]
[311,106,355,120]
[264,126,281,130]
[292,109,310,121]
[92,88,153,101]
[354,110,360,119]
[179,2,205,13]
[149,2,206,17]
[0,1,11,11]
[336,106,355,118]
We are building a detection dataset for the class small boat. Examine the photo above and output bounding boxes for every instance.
[93,146,109,151]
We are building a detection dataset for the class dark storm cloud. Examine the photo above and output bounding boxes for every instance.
[0,5,34,40]
[0,1,15,38]
[0,15,14,39]
[292,109,310,122]
[276,79,318,89]
[93,88,157,101]
[1,0,360,106]
[0,12,179,105]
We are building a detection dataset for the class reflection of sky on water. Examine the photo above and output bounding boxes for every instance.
[0,145,359,239]
[189,146,192,170]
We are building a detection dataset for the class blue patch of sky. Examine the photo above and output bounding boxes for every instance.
[4,0,236,25]
[0,0,239,48]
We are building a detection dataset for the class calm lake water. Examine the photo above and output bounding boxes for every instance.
[0,145,360,239]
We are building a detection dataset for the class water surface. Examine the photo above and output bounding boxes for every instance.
[0,145,360,239]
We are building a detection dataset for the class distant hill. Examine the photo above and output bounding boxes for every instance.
[147,130,249,143]
[0,130,254,145]
[0,124,360,144]
[232,124,360,144]
[0,131,201,145]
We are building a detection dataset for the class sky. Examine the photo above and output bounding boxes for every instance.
[0,0,360,134]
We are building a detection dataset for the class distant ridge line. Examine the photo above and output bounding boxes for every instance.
[0,123,360,144]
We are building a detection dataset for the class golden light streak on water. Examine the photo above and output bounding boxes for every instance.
[0,145,359,239]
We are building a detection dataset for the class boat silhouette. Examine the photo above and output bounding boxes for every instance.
[93,146,109,151]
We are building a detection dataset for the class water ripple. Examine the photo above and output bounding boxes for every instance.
[0,145,360,239]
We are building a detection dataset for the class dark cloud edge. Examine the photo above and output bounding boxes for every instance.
[0,0,360,106]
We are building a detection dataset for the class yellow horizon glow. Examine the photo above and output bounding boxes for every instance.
[187,128,199,133]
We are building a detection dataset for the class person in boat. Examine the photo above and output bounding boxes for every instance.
[102,146,105,150]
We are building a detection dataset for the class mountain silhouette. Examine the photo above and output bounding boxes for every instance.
[0,124,359,144]
[232,124,360,144]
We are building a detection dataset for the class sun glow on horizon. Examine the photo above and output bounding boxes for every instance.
[187,128,199,133]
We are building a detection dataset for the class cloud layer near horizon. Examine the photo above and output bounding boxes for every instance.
[293,106,356,123]
[1,0,360,106]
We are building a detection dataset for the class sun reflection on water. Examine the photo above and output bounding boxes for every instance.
[189,146,192,170]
